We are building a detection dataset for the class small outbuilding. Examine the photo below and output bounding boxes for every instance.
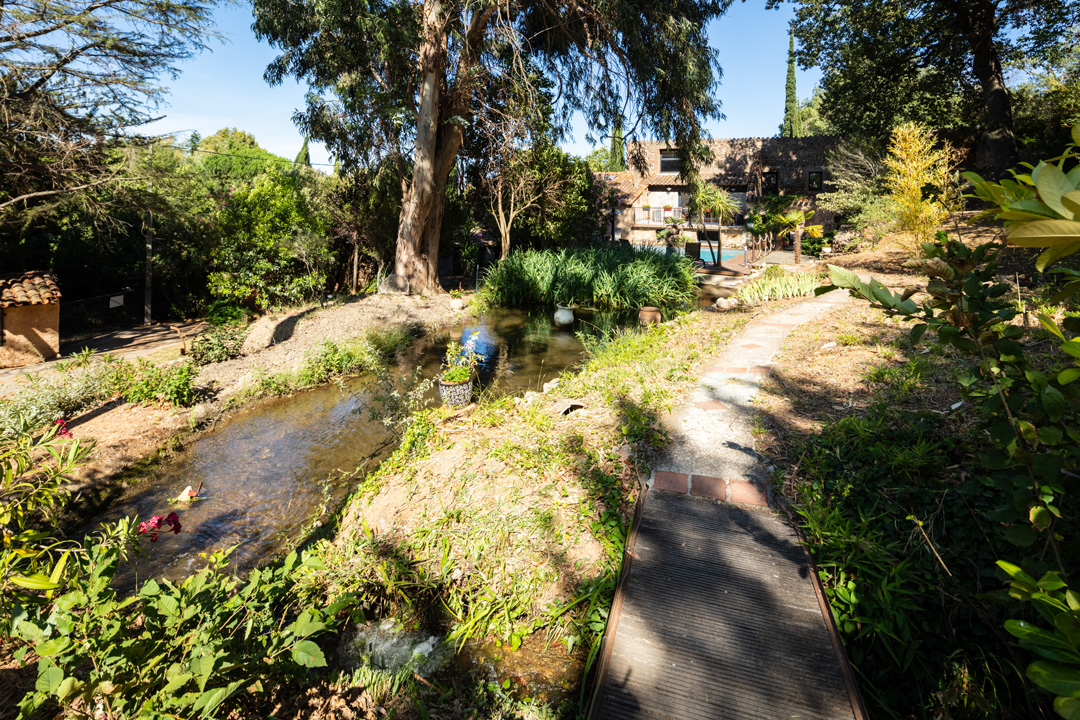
[1,271,62,368]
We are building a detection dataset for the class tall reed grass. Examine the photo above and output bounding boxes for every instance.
[477,246,697,310]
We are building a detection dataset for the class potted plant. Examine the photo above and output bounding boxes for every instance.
[449,288,466,311]
[439,333,480,408]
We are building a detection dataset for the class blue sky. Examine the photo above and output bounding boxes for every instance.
[140,1,822,167]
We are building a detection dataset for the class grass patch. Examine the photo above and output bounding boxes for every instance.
[476,246,697,310]
[759,300,1057,718]
[233,325,424,402]
[0,353,201,437]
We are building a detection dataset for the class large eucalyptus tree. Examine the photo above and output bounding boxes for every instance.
[253,0,732,293]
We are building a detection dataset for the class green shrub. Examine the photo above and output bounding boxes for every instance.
[295,331,406,387]
[14,540,336,719]
[801,231,830,257]
[477,245,697,310]
[1,421,92,633]
[736,266,824,305]
[205,300,250,327]
[122,360,200,407]
[190,324,248,365]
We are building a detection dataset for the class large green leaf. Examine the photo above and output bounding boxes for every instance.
[1027,661,1080,697]
[290,610,325,638]
[11,573,61,590]
[1062,191,1080,218]
[1055,696,1080,720]
[1034,163,1075,219]
[291,639,327,668]
[36,661,64,694]
[1043,386,1067,422]
[1059,368,1080,385]
[1009,220,1080,247]
[1037,242,1080,272]
[1006,620,1080,663]
[193,681,244,717]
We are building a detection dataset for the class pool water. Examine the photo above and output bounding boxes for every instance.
[632,244,744,264]
[698,248,745,264]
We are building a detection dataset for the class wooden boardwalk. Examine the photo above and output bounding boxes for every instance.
[589,491,864,720]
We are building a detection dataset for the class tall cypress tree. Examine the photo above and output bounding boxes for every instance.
[782,29,799,138]
[610,121,626,171]
[295,137,311,166]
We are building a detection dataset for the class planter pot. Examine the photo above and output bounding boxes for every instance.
[554,304,575,327]
[639,306,662,326]
[449,297,465,311]
[439,376,473,409]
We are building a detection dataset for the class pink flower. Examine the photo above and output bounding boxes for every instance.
[54,419,72,438]
[138,513,181,541]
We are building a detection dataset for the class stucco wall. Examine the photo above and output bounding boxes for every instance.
[1,304,60,367]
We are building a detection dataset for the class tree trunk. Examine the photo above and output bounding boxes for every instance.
[957,0,1017,178]
[394,0,446,295]
[393,1,495,295]
[351,240,359,294]
[793,228,802,265]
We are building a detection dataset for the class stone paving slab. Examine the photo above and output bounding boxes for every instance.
[650,291,853,490]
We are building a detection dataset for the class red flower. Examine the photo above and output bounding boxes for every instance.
[54,419,72,438]
[138,513,181,540]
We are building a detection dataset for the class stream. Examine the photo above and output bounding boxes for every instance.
[78,307,634,587]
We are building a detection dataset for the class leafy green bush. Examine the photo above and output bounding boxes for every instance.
[190,324,248,365]
[801,231,830,257]
[123,360,200,407]
[1,421,92,633]
[206,300,250,327]
[477,245,697,310]
[823,235,1080,716]
[295,327,417,388]
[13,539,336,719]
[736,266,823,305]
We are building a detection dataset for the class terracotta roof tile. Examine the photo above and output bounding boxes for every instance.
[0,271,61,308]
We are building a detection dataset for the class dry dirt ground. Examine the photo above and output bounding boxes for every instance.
[60,292,475,489]
[752,228,1001,475]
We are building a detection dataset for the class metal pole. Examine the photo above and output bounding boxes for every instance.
[144,140,153,325]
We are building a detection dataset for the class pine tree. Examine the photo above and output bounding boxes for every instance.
[610,122,627,171]
[782,29,799,138]
[295,137,311,167]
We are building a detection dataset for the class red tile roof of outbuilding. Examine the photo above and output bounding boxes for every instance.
[0,271,61,308]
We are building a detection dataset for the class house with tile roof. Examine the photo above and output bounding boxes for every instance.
[1,271,61,367]
[600,136,841,246]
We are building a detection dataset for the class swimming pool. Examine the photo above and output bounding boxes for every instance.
[699,248,745,264]
[633,244,745,264]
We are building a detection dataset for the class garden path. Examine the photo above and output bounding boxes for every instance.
[589,289,869,720]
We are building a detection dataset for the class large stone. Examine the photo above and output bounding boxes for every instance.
[379,274,410,295]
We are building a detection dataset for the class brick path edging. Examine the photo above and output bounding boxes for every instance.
[652,470,770,507]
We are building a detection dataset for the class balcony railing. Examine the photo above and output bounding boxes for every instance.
[633,207,743,227]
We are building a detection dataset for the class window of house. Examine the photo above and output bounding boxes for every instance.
[762,172,778,193]
[659,150,682,174]
[808,171,824,191]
